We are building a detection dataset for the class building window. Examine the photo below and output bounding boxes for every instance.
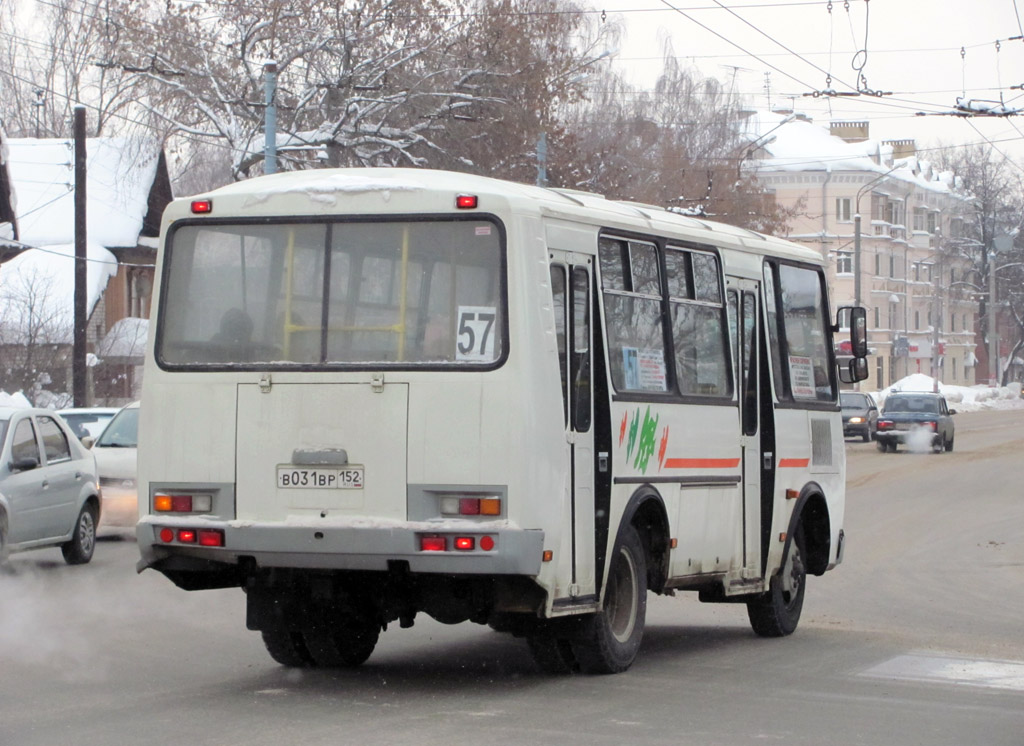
[927,211,937,234]
[874,307,880,328]
[950,267,956,285]
[952,357,957,380]
[915,310,920,329]
[913,207,926,232]
[875,253,881,274]
[951,314,956,332]
[836,251,852,274]
[963,314,968,331]
[836,197,852,222]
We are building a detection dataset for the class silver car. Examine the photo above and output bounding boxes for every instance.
[0,406,102,564]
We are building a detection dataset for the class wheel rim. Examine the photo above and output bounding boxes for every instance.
[780,540,804,607]
[607,546,639,643]
[78,510,96,555]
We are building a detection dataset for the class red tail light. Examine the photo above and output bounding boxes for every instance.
[454,537,475,551]
[420,536,446,552]
[191,199,213,214]
[878,420,893,430]
[198,529,224,547]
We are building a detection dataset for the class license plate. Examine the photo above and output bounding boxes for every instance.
[277,466,364,489]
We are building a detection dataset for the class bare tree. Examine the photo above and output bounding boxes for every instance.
[0,265,74,405]
[0,0,143,137]
[935,143,1024,384]
[108,0,609,181]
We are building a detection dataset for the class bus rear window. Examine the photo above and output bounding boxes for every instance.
[158,219,504,368]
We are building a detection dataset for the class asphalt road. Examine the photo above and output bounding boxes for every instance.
[2,409,1022,745]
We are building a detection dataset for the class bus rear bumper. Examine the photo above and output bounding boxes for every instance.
[136,516,545,578]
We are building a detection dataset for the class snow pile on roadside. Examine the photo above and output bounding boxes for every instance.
[0,390,32,408]
[874,373,1024,412]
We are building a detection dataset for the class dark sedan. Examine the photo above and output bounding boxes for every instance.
[840,390,878,441]
[876,392,956,453]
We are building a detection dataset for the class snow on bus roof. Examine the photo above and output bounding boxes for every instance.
[189,167,820,262]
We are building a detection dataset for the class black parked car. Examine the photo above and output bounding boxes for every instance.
[876,392,956,453]
[840,390,878,441]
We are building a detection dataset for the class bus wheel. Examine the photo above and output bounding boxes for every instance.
[747,523,806,637]
[526,634,578,674]
[571,525,647,674]
[261,625,314,667]
[302,611,379,668]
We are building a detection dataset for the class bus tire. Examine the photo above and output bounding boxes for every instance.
[302,611,379,668]
[571,524,647,674]
[526,634,578,675]
[261,625,314,667]
[747,522,806,637]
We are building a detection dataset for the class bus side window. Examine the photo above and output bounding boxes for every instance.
[551,264,569,426]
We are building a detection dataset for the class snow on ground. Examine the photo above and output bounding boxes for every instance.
[873,372,1024,412]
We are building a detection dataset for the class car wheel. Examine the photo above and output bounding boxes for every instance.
[571,524,647,674]
[747,522,806,637]
[61,503,97,565]
[945,435,954,452]
[861,428,871,442]
[933,435,945,454]
[876,440,887,452]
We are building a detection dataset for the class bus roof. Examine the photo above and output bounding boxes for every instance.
[170,168,822,266]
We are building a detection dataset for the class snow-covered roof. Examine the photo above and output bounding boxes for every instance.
[97,316,149,358]
[6,137,162,248]
[746,111,956,196]
[0,242,118,343]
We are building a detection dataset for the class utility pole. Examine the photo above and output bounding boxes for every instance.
[990,234,1014,385]
[73,106,87,407]
[536,132,547,187]
[264,61,278,175]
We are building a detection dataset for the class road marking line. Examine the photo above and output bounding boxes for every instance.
[862,653,1024,692]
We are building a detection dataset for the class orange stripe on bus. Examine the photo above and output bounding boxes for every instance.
[778,458,810,468]
[663,458,741,469]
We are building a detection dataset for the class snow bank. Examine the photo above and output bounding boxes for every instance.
[0,390,32,408]
[873,373,1024,412]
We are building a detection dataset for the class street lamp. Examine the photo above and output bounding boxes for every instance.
[853,164,902,309]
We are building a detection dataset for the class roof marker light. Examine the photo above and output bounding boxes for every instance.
[456,194,478,209]
[191,199,213,214]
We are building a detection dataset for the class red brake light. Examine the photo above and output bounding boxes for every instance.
[455,194,478,209]
[459,498,481,515]
[198,529,224,547]
[480,536,495,551]
[454,537,475,551]
[420,536,446,552]
[171,495,193,512]
[177,529,197,543]
[878,420,893,430]
[191,199,213,214]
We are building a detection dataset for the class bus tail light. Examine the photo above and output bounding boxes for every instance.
[158,527,223,547]
[154,493,213,513]
[439,495,501,517]
[421,536,446,552]
[191,199,213,214]
[198,529,225,547]
[454,537,475,551]
[455,194,478,209]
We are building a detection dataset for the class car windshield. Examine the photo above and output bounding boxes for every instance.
[95,408,139,447]
[840,393,868,409]
[883,396,939,414]
[62,413,115,439]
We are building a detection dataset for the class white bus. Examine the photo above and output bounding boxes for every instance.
[137,168,868,674]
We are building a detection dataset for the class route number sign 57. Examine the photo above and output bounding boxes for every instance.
[456,306,498,361]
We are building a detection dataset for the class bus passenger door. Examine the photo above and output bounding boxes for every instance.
[728,280,763,580]
[550,254,596,600]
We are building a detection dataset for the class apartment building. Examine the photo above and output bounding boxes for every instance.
[746,113,975,390]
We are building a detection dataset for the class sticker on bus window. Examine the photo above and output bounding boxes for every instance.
[623,347,667,391]
[475,226,492,236]
[456,306,498,361]
[788,355,816,399]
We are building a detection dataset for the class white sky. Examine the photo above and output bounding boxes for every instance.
[605,0,1024,160]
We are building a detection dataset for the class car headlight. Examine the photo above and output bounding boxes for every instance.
[849,417,864,424]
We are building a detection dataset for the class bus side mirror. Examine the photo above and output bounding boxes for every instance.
[838,306,869,358]
[838,357,869,384]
